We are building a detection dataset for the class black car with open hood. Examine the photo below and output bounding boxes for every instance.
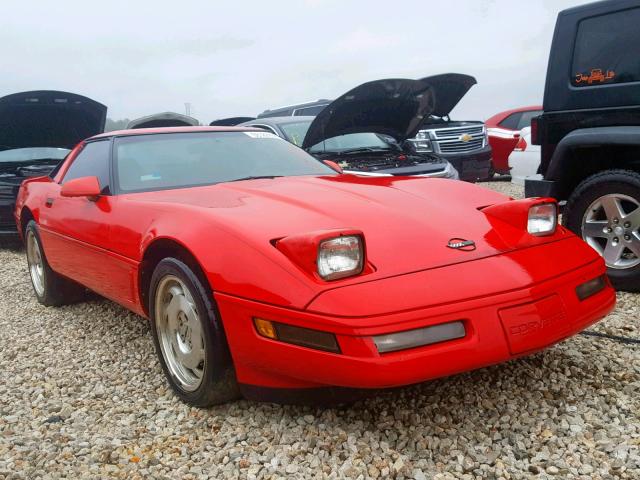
[0,90,106,241]
[239,79,459,179]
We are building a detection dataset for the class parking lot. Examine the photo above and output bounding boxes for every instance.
[0,181,637,480]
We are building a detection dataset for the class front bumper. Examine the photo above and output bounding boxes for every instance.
[0,185,19,240]
[525,178,562,200]
[215,237,614,402]
[439,144,492,182]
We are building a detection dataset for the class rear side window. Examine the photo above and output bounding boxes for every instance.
[293,105,328,116]
[498,112,521,130]
[572,7,640,87]
[516,110,542,130]
[62,140,111,193]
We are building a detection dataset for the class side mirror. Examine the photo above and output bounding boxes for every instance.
[61,176,102,199]
[323,160,343,174]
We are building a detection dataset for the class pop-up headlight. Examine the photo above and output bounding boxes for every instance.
[528,203,557,236]
[317,235,363,280]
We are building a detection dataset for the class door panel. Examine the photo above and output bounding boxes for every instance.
[39,191,136,304]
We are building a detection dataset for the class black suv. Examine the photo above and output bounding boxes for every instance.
[527,0,640,291]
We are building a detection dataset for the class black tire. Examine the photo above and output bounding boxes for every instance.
[486,165,496,181]
[564,169,640,292]
[149,258,240,407]
[24,221,85,306]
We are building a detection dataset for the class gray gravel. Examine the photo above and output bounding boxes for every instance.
[1,181,639,480]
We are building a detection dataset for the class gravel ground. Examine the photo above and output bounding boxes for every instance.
[1,181,639,480]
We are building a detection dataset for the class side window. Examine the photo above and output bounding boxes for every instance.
[294,105,328,116]
[572,8,640,87]
[516,110,543,130]
[498,112,522,130]
[62,140,111,193]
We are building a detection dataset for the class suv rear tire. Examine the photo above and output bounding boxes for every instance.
[564,169,640,292]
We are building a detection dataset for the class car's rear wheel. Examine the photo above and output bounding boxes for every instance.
[149,258,239,406]
[25,220,85,306]
[564,170,640,292]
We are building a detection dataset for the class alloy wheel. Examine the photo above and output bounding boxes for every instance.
[582,193,640,269]
[26,230,45,296]
[155,275,206,391]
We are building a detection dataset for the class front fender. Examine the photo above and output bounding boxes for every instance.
[546,126,640,180]
[130,206,319,309]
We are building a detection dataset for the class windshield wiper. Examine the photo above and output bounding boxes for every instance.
[338,147,391,154]
[226,175,284,183]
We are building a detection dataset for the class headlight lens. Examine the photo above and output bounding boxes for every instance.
[527,203,557,236]
[413,131,433,152]
[317,235,363,280]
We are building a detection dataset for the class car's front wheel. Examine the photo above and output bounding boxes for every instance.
[149,258,239,406]
[564,170,640,292]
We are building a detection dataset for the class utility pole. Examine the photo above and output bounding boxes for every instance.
[184,102,191,116]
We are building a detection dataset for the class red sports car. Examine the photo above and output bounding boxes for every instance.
[15,123,614,405]
[486,106,543,176]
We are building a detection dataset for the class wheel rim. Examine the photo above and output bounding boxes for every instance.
[582,193,640,269]
[26,230,45,296]
[155,275,206,392]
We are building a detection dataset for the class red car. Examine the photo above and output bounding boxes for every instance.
[486,106,543,176]
[16,123,614,406]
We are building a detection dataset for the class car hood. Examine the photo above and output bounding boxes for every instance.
[0,91,107,150]
[301,78,436,149]
[128,175,540,279]
[418,73,477,118]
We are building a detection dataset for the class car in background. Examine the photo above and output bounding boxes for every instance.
[0,90,106,241]
[526,0,640,291]
[257,99,331,118]
[242,116,458,179]
[127,112,199,129]
[486,106,543,176]
[15,125,615,406]
[241,78,460,179]
[257,75,490,182]
[508,127,540,185]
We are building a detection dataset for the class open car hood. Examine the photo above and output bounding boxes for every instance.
[0,90,107,150]
[419,73,476,118]
[301,78,435,149]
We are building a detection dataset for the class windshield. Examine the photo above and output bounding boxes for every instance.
[309,133,394,153]
[0,147,70,163]
[114,131,336,193]
[279,121,394,153]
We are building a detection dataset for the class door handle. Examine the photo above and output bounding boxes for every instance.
[45,198,54,207]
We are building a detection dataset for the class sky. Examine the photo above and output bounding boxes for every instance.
[2,0,587,123]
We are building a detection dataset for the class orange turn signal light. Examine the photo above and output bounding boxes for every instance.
[254,318,277,339]
[252,317,341,353]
